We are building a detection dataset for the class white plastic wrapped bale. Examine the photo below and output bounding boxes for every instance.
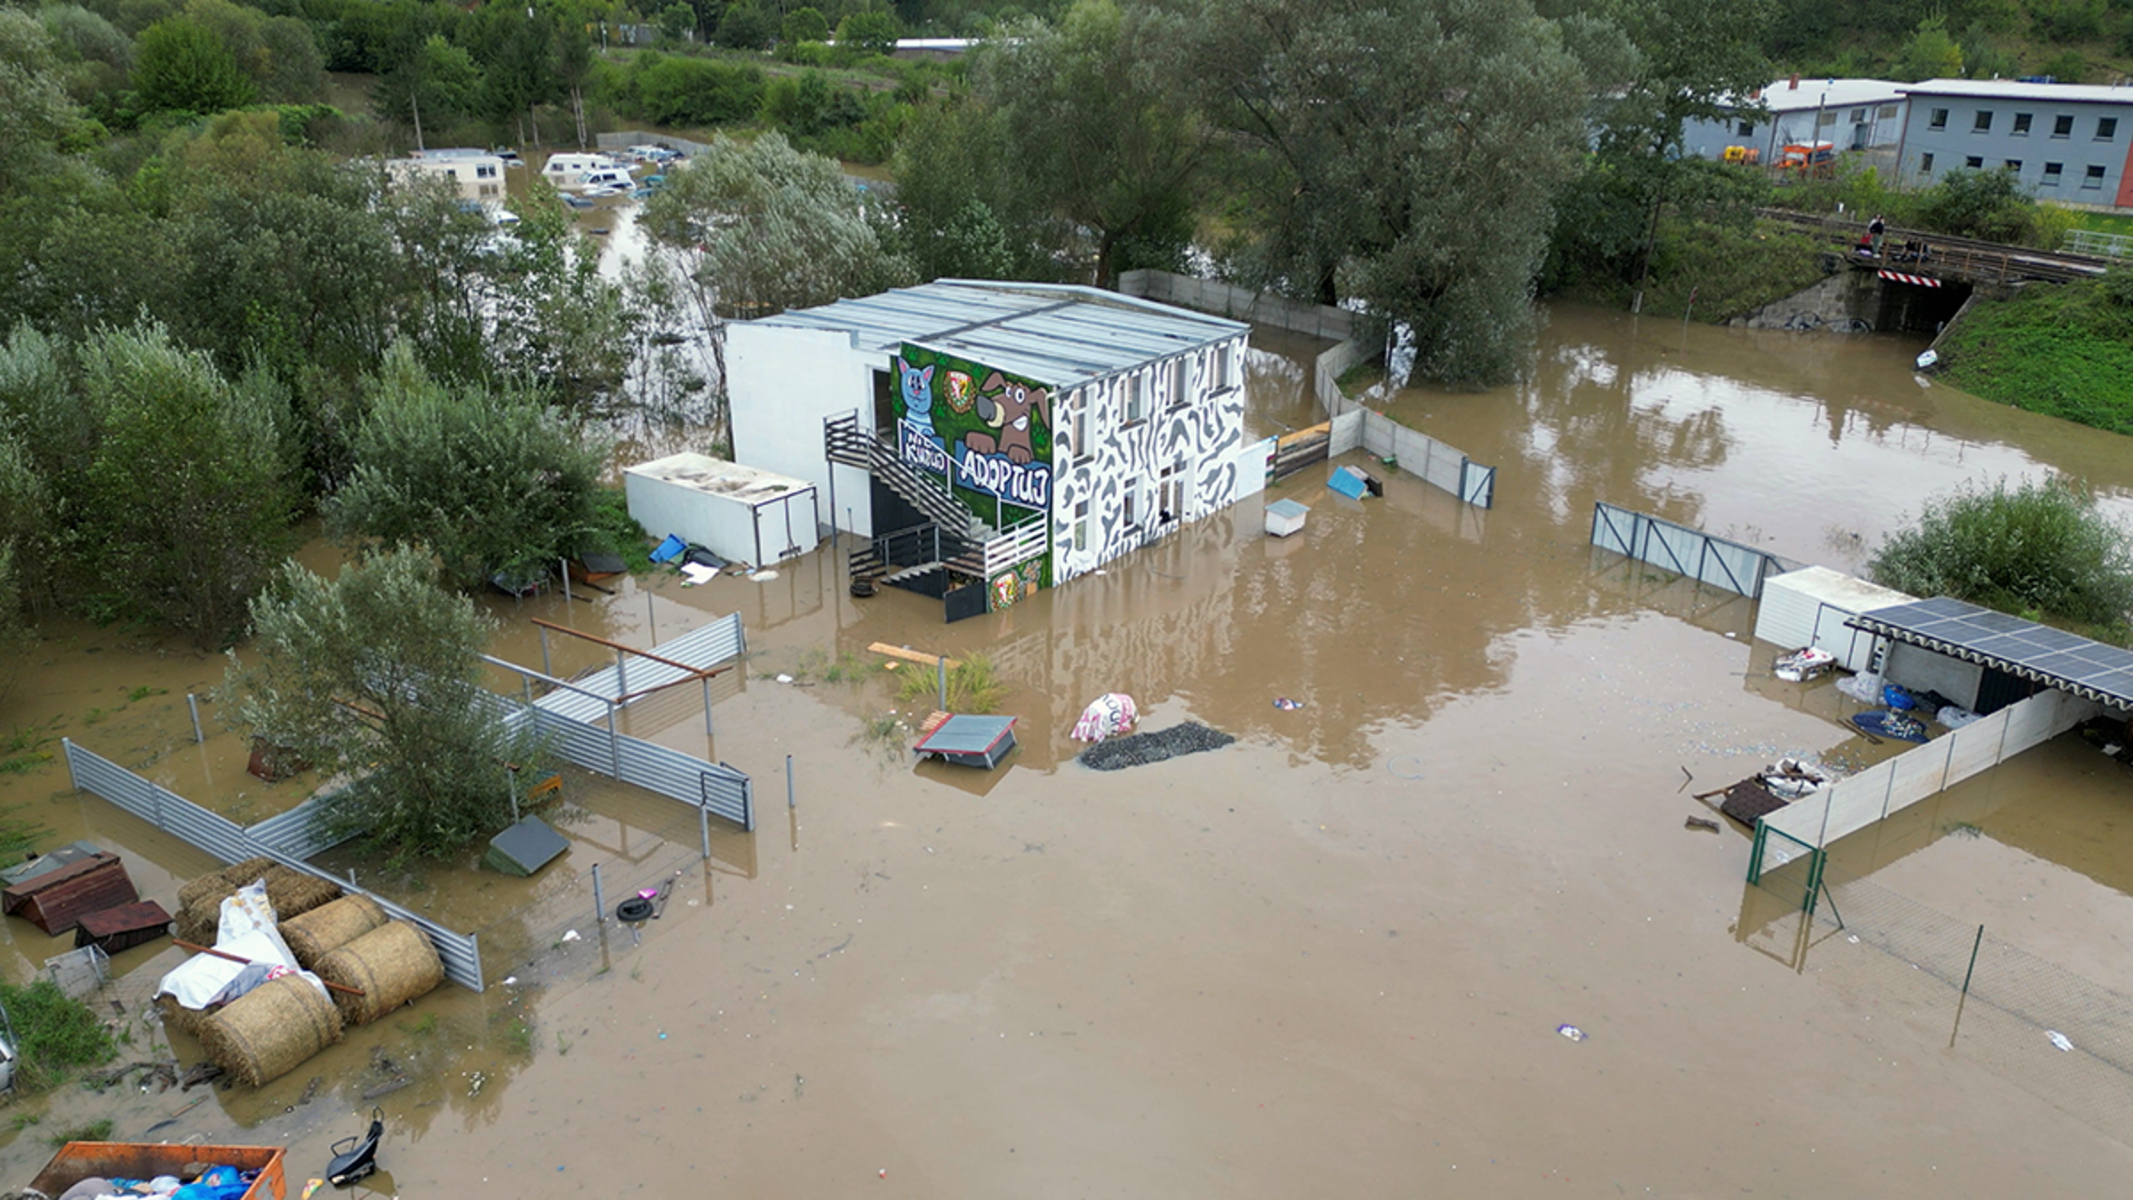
[156,880,330,1011]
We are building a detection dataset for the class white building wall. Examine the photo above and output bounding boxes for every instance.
[728,323,879,538]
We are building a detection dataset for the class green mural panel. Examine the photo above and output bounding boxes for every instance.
[891,343,1055,518]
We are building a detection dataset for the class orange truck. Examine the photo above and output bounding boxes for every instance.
[29,1142,288,1199]
[1776,142,1836,175]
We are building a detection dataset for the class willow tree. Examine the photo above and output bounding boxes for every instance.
[225,548,543,863]
[1154,0,1597,385]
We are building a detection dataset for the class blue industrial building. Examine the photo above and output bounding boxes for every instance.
[1895,79,2133,208]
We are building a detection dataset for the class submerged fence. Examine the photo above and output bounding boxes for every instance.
[59,740,486,991]
[1117,269,1497,509]
[1745,867,2133,1131]
[1748,688,2101,884]
[1590,502,1794,599]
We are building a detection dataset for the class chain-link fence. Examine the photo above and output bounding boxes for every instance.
[1747,867,2133,1129]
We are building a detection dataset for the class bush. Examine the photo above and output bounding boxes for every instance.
[895,652,1007,713]
[328,342,607,591]
[1870,476,2133,636]
[628,55,765,127]
[0,979,115,1093]
[1913,168,2044,244]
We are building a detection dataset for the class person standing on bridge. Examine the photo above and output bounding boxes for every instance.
[1869,214,1887,258]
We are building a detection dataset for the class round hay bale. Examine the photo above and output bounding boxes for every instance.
[198,974,342,1088]
[314,921,443,1026]
[260,865,341,921]
[155,993,211,1041]
[280,894,387,969]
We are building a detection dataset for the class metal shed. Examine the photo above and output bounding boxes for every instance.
[1752,566,1914,672]
[624,453,820,571]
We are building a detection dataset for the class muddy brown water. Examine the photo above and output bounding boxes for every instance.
[2,306,2131,1195]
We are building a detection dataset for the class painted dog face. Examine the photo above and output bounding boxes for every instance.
[966,371,1050,465]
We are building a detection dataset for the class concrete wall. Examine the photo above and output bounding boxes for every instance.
[1117,271,1354,341]
[1730,269,1880,332]
[728,323,877,537]
[1899,95,2133,204]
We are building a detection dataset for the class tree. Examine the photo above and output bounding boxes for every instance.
[836,9,901,56]
[372,32,481,147]
[1871,477,2133,634]
[659,3,698,42]
[893,99,1060,280]
[1892,15,1963,81]
[224,547,545,864]
[717,0,776,48]
[328,342,609,591]
[74,322,298,649]
[969,1,1206,287]
[132,17,257,113]
[0,9,82,182]
[783,6,831,42]
[640,131,912,316]
[1160,0,1598,385]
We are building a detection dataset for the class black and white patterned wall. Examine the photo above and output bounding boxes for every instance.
[1051,334,1252,585]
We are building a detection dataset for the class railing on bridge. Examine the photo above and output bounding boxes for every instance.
[1758,208,2109,285]
[2066,229,2133,259]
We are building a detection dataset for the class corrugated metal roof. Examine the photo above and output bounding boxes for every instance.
[745,280,1249,388]
[1898,78,2133,105]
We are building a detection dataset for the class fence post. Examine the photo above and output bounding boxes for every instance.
[540,625,552,679]
[607,702,621,778]
[700,804,711,860]
[616,648,628,698]
[560,558,572,605]
[1950,923,1986,1046]
[591,862,605,927]
[187,694,204,744]
[786,754,795,809]
[702,676,714,736]
[60,737,76,791]
[937,657,947,710]
[647,589,656,644]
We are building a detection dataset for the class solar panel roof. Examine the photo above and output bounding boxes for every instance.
[1848,597,2133,709]
[914,714,1017,754]
[745,280,1250,388]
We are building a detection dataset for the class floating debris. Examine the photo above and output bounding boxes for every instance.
[1078,723,1236,771]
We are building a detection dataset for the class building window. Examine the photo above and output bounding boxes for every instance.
[1973,110,1993,132]
[1850,108,1866,123]
[2043,162,2063,185]
[2013,113,2032,135]
[1919,152,1935,174]
[2084,165,2106,189]
[1072,498,1091,553]
[1168,358,1190,409]
[1817,110,1836,127]
[1121,374,1144,425]
[1122,487,1137,528]
[1737,120,1755,136]
[1878,104,1899,120]
[1929,107,1948,130]
[2004,159,2022,172]
[2053,114,2074,138]
[1157,460,1183,523]
[1217,342,1240,389]
[477,164,498,178]
[1965,156,1983,169]
[2098,117,2119,141]
[1069,390,1090,460]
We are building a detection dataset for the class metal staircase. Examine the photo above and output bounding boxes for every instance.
[824,413,993,541]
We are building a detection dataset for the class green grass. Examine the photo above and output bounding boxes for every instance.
[504,1017,533,1055]
[1557,218,1827,323]
[0,981,115,1094]
[1938,276,2133,437]
[584,487,654,573]
[397,1012,438,1036]
[894,653,1007,714]
[46,1118,114,1147]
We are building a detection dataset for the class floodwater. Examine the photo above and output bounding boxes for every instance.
[3,305,2133,1195]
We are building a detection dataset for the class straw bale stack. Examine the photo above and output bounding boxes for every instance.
[198,975,342,1087]
[174,860,342,945]
[280,894,387,969]
[155,993,210,1041]
[313,921,444,1026]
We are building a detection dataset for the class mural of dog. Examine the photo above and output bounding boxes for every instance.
[895,357,935,422]
[966,371,1049,464]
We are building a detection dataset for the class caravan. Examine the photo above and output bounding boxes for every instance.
[541,153,632,187]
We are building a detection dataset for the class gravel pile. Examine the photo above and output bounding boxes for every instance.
[1077,722,1235,771]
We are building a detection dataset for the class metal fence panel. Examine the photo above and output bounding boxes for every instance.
[60,740,485,991]
[63,740,255,863]
[1460,461,1495,508]
[529,708,754,831]
[1592,503,1785,599]
[244,792,361,861]
[256,850,484,993]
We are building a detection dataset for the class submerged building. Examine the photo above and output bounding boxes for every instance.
[727,280,1260,619]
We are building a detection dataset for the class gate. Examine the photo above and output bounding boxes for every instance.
[1459,460,1495,508]
[1270,422,1332,480]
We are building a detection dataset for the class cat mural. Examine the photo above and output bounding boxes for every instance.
[895,356,936,424]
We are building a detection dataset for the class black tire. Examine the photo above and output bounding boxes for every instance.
[616,897,655,922]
